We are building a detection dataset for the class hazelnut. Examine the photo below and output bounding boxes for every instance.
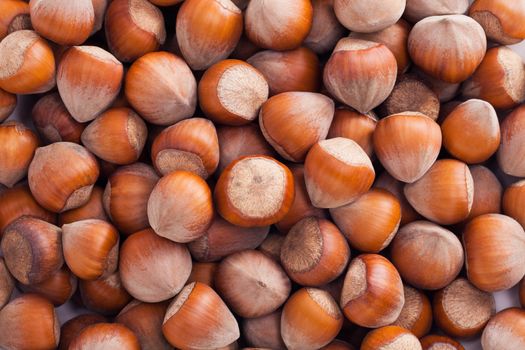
[20,266,77,306]
[91,0,108,33]
[275,164,326,234]
[304,137,375,208]
[0,88,16,123]
[69,323,140,350]
[0,30,55,94]
[0,183,56,233]
[247,47,321,95]
[408,15,486,83]
[390,221,464,290]
[498,104,525,176]
[0,121,39,187]
[62,219,119,280]
[151,117,219,178]
[503,179,525,228]
[469,0,525,45]
[374,172,421,226]
[467,165,502,220]
[243,310,286,350]
[304,0,346,54]
[0,0,31,41]
[116,300,172,350]
[258,231,285,261]
[415,69,461,103]
[373,112,442,183]
[433,278,495,338]
[57,46,124,123]
[148,170,214,243]
[29,0,94,45]
[378,76,440,120]
[0,294,60,349]
[280,217,350,286]
[361,326,422,350]
[333,0,405,33]
[81,107,147,164]
[340,254,404,328]
[217,124,276,174]
[462,47,525,110]
[391,285,432,338]
[441,99,500,163]
[281,288,343,350]
[58,314,107,350]
[125,51,197,126]
[119,228,192,302]
[230,34,261,61]
[1,216,63,284]
[103,163,158,234]
[162,282,240,349]
[463,214,525,292]
[330,189,401,253]
[482,308,525,349]
[420,335,464,350]
[28,142,99,213]
[199,59,269,126]
[404,159,474,225]
[216,249,291,318]
[32,93,86,144]
[188,215,269,262]
[0,258,14,310]
[404,0,469,23]
[188,262,218,288]
[214,156,294,227]
[177,0,242,70]
[259,92,334,162]
[245,0,313,51]
[349,19,412,74]
[59,186,108,225]
[327,108,377,157]
[324,38,397,114]
[79,271,132,315]
[105,0,166,62]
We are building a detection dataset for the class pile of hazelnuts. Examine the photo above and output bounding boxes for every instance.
[1,0,525,349]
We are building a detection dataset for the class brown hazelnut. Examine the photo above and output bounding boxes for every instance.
[391,285,432,338]
[408,15,486,83]
[116,300,172,350]
[0,294,60,349]
[105,0,166,62]
[330,189,401,253]
[482,308,525,349]
[119,228,192,302]
[69,323,140,350]
[79,271,132,315]
[281,288,343,350]
[242,310,286,350]
[0,258,14,310]
[162,282,240,349]
[148,171,214,243]
[498,104,525,176]
[333,0,405,33]
[28,142,100,213]
[247,47,321,95]
[216,249,291,318]
[151,118,219,179]
[58,314,107,350]
[214,156,294,227]
[420,335,464,350]
[404,0,469,22]
[467,165,502,220]
[103,163,159,234]
[125,51,197,126]
[503,179,525,228]
[304,0,346,54]
[433,278,495,338]
[20,266,77,306]
[390,221,464,290]
[62,219,119,280]
[463,214,525,292]
[188,215,269,262]
[469,0,525,45]
[0,0,31,41]
[176,0,243,70]
[0,88,16,123]
[1,216,63,285]
[340,254,404,328]
[0,121,39,187]
[324,38,397,114]
[404,159,473,225]
[374,172,421,225]
[57,46,124,123]
[32,93,86,144]
[59,186,108,226]
[188,262,218,288]
[327,108,377,157]
[361,326,422,350]
[245,0,313,51]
